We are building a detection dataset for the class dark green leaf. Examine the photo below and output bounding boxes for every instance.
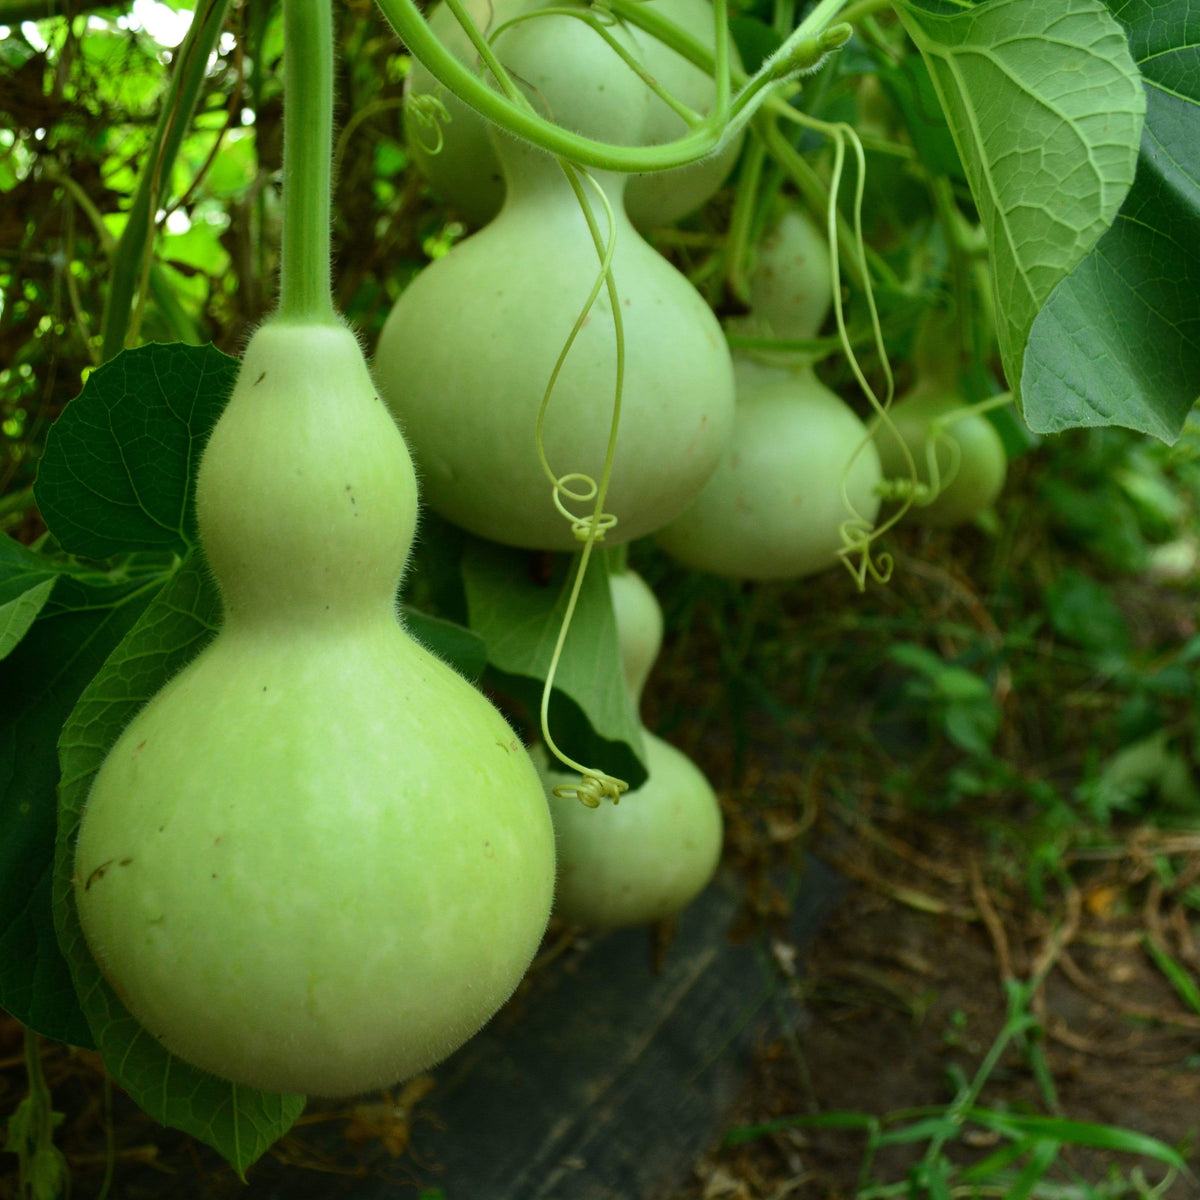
[52,554,304,1174]
[34,342,238,560]
[1023,0,1200,440]
[461,539,647,790]
[1043,568,1131,655]
[0,534,60,661]
[404,606,488,681]
[877,54,965,181]
[728,15,782,73]
[0,572,164,1045]
[967,1108,1189,1169]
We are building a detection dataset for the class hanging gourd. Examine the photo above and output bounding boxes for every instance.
[539,567,723,928]
[404,0,742,229]
[872,308,1009,527]
[656,206,883,580]
[72,1,556,1099]
[377,8,736,552]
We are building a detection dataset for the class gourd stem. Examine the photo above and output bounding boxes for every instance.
[278,0,337,325]
[373,0,850,172]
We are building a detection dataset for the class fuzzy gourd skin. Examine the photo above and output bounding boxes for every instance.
[655,358,882,580]
[874,385,1008,528]
[404,0,742,229]
[379,14,735,552]
[73,323,556,1098]
[540,570,723,928]
[656,211,881,580]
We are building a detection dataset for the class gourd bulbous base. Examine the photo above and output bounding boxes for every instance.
[874,386,1008,528]
[539,732,723,929]
[655,359,883,581]
[374,180,734,551]
[74,618,556,1097]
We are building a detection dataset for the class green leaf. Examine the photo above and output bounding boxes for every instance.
[899,0,1146,404]
[0,534,60,662]
[1043,567,1131,655]
[728,15,782,73]
[1006,1138,1062,1200]
[0,571,163,1046]
[967,1108,1189,1169]
[877,53,966,181]
[34,342,238,560]
[404,607,488,681]
[461,539,648,790]
[51,555,304,1174]
[1023,0,1200,440]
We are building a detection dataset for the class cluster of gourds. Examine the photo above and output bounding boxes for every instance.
[70,0,1007,1103]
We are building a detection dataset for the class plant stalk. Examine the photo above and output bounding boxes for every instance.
[99,0,229,361]
[277,0,337,325]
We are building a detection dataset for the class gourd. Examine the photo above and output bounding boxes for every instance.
[378,10,736,552]
[873,382,1008,528]
[539,568,723,927]
[404,0,743,229]
[655,208,883,580]
[619,0,746,228]
[73,322,557,1098]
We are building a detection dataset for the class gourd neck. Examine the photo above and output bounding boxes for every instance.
[493,136,630,208]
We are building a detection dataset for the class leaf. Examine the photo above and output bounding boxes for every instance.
[52,555,304,1174]
[404,607,489,681]
[0,534,60,662]
[461,539,648,790]
[0,571,163,1046]
[967,1108,1189,1169]
[899,0,1146,403]
[33,342,238,560]
[877,53,966,181]
[1023,0,1200,440]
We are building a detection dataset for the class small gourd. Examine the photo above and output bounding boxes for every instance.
[73,321,557,1097]
[873,384,1008,528]
[378,10,735,552]
[404,0,742,229]
[872,309,1008,527]
[656,208,882,580]
[539,568,723,928]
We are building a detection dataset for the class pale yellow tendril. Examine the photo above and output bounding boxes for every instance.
[404,92,449,157]
[534,161,629,807]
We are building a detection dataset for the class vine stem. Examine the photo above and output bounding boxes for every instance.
[98,0,229,360]
[277,0,337,325]
[372,0,851,172]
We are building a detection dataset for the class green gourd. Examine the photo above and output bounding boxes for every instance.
[73,321,556,1097]
[656,208,882,580]
[540,568,723,928]
[656,356,882,579]
[873,383,1008,527]
[404,0,742,229]
[378,11,736,552]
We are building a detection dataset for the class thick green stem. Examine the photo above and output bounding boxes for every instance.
[373,0,851,171]
[99,0,229,361]
[277,0,336,325]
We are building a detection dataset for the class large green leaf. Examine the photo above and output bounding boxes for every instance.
[0,570,163,1045]
[33,342,238,560]
[52,555,304,1175]
[899,0,1146,405]
[0,533,59,661]
[461,540,648,790]
[1023,0,1200,440]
